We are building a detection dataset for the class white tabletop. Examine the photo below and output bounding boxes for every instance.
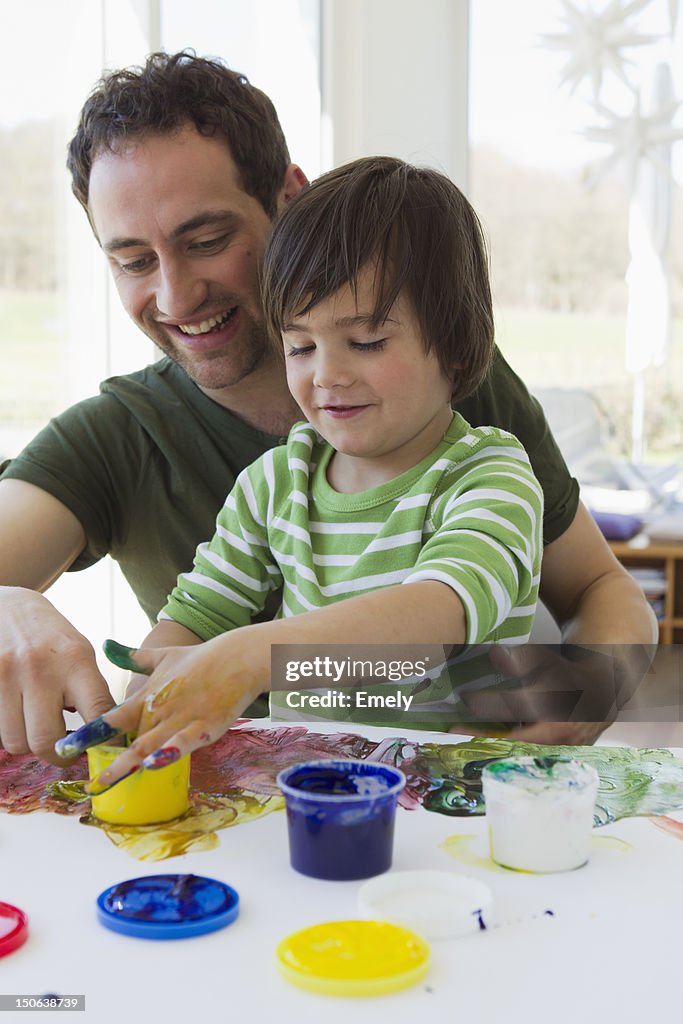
[3,722,681,1024]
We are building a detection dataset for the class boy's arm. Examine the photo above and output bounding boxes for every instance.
[67,580,466,786]
[160,457,282,640]
[65,441,544,783]
[405,450,543,644]
[140,621,204,649]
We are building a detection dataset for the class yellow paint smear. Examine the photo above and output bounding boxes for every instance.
[440,831,632,873]
[85,791,284,861]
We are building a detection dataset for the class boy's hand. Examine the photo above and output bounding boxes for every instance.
[54,635,262,792]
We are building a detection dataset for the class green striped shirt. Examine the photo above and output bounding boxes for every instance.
[162,413,543,649]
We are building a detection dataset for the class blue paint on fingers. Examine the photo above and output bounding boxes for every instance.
[54,717,123,760]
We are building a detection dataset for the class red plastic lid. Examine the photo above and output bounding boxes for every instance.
[0,902,29,957]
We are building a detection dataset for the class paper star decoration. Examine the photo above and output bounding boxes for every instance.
[583,91,683,186]
[542,0,660,97]
[668,0,680,34]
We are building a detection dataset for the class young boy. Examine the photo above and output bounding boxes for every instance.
[65,157,543,785]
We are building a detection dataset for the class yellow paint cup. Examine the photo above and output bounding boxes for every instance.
[86,743,190,825]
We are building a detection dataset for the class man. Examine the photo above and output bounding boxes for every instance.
[0,52,655,764]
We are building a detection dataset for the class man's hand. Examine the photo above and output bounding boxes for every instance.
[506,720,608,745]
[0,588,115,763]
[449,642,654,746]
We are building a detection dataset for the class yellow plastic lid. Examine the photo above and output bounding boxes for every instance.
[276,919,430,997]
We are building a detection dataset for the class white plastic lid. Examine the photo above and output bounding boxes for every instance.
[358,870,493,940]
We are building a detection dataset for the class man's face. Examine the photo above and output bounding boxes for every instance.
[88,124,278,394]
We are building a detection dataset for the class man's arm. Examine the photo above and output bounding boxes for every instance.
[0,479,115,761]
[0,479,85,589]
[539,500,657,646]
[496,500,657,744]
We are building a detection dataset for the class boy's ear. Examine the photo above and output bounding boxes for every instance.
[277,164,308,211]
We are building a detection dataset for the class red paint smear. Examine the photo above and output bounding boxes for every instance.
[190,726,424,808]
[651,815,683,840]
[0,726,427,816]
[0,750,89,814]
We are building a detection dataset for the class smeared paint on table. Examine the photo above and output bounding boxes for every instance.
[650,815,683,840]
[1,728,683,861]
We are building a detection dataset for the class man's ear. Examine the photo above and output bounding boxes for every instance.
[277,164,308,211]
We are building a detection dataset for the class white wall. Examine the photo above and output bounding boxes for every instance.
[322,0,470,189]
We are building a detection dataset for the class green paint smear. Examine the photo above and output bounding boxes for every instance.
[44,780,90,804]
[414,739,683,826]
[483,755,575,781]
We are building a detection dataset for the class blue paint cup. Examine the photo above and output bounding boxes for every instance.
[276,759,406,881]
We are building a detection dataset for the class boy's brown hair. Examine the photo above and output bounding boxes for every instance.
[261,156,494,401]
[68,50,290,221]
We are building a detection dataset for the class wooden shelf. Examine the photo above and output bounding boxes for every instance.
[609,537,683,644]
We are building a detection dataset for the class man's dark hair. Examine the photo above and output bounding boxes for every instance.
[261,156,494,401]
[67,50,290,219]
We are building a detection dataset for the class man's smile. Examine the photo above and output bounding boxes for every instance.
[176,307,237,336]
[158,307,243,352]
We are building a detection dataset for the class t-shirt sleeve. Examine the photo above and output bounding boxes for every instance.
[402,438,544,644]
[160,450,283,640]
[0,393,143,569]
[456,347,578,544]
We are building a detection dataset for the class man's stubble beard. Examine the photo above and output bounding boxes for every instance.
[149,312,271,392]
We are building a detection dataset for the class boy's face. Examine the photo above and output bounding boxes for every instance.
[282,265,454,486]
[87,123,301,397]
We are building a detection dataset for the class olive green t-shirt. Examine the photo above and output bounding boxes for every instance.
[0,349,578,623]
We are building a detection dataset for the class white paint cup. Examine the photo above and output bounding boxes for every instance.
[482,756,599,873]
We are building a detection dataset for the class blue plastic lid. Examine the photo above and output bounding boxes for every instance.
[96,874,239,940]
